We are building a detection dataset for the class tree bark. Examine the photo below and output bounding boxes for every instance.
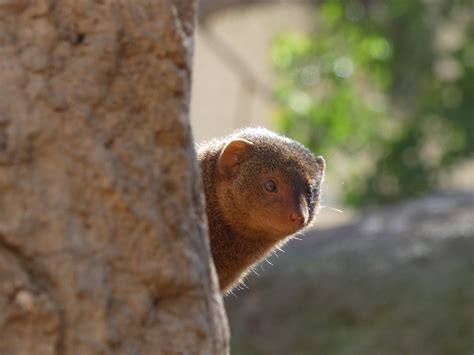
[0,1,229,354]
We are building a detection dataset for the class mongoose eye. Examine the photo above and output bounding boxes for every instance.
[264,179,278,193]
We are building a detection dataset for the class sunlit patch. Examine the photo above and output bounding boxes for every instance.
[289,91,312,114]
[333,57,354,78]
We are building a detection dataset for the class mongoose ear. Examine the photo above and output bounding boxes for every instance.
[217,138,253,177]
[315,155,325,172]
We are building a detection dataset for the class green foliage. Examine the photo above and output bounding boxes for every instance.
[272,0,473,206]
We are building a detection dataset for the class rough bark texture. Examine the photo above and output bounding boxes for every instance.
[0,1,229,354]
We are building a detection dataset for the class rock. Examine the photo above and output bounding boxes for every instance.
[226,191,474,355]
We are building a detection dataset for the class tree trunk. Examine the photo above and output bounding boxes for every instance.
[0,1,229,354]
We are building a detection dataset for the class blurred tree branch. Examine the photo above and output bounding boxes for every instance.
[198,0,320,126]
[198,0,311,22]
[200,22,273,103]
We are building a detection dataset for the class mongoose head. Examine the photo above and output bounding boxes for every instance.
[215,128,325,240]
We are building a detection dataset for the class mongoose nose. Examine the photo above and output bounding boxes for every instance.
[290,212,306,226]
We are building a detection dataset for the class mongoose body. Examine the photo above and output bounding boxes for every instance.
[197,127,325,292]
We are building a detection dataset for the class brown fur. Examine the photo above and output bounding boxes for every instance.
[197,127,325,292]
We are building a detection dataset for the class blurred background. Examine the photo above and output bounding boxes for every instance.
[192,0,473,354]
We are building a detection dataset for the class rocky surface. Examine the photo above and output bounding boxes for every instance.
[0,1,229,354]
[226,191,474,355]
